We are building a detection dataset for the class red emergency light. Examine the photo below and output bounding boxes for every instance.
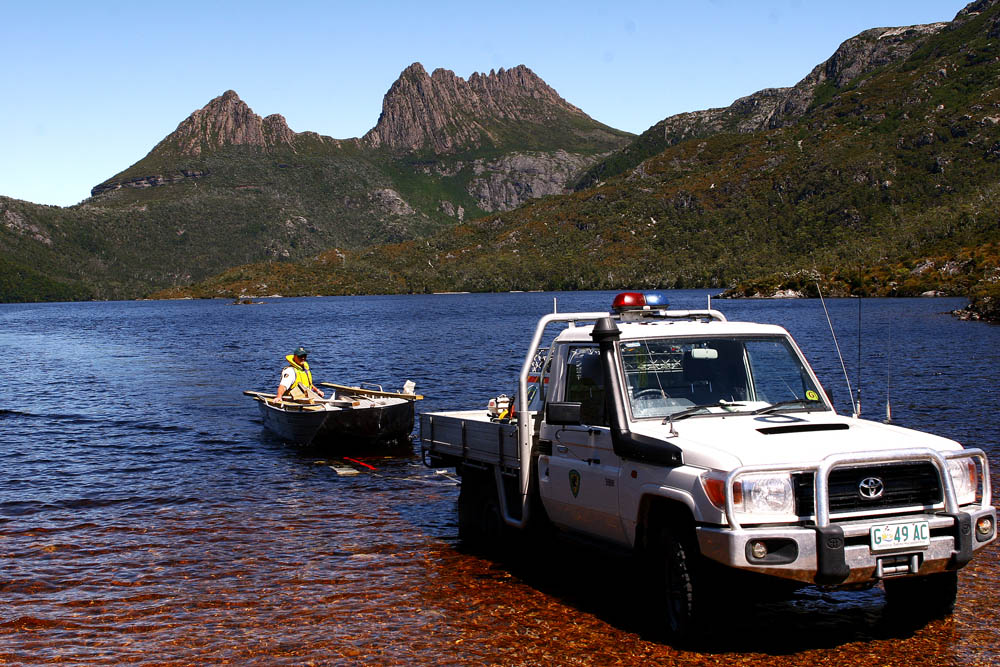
[611,292,669,313]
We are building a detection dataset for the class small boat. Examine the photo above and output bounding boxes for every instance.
[244,381,423,450]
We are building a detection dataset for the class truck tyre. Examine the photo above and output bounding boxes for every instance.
[647,523,707,639]
[883,571,958,620]
[457,471,505,549]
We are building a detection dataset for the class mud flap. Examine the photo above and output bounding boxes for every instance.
[944,512,974,568]
[813,524,849,585]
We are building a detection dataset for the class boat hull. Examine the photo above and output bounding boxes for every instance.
[257,398,414,450]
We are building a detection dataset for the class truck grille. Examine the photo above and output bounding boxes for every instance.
[793,462,942,516]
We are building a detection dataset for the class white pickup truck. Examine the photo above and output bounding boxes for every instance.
[420,292,996,635]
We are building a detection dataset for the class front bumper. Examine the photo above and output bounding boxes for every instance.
[697,505,997,585]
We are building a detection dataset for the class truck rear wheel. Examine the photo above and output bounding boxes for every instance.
[883,571,958,620]
[458,470,505,548]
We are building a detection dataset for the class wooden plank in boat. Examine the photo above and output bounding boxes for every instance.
[319,382,423,401]
[243,390,358,408]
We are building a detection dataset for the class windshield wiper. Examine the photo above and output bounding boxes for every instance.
[752,398,822,415]
[662,402,746,424]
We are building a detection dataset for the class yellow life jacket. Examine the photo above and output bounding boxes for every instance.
[285,355,314,397]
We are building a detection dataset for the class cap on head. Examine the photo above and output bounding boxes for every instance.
[293,346,309,358]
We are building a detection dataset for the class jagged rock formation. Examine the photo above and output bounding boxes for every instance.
[90,68,628,210]
[159,90,298,156]
[363,63,623,154]
[357,63,631,211]
[90,91,351,196]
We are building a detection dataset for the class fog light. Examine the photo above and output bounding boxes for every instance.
[750,540,768,560]
[977,516,994,538]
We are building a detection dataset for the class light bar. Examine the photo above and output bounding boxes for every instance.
[611,291,670,313]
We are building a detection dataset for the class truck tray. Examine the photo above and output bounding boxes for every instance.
[420,411,520,468]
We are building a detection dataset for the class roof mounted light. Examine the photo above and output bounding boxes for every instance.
[643,292,669,307]
[611,292,646,312]
[611,291,670,315]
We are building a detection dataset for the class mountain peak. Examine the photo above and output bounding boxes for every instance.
[155,90,296,157]
[363,62,589,152]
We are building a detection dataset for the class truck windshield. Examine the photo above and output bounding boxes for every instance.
[620,335,828,419]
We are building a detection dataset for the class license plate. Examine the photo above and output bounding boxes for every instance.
[870,521,930,551]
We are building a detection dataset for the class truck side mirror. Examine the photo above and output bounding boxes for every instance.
[546,401,582,425]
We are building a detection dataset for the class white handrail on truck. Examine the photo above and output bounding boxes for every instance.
[508,308,728,528]
[511,311,611,529]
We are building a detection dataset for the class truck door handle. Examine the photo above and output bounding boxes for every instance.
[555,445,569,454]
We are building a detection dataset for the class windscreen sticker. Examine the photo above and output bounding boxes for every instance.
[806,390,819,401]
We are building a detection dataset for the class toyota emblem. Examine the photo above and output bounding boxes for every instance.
[858,477,885,500]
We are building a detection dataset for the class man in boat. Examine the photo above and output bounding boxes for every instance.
[275,346,325,403]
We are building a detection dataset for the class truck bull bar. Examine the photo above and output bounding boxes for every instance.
[722,447,991,530]
[721,447,992,584]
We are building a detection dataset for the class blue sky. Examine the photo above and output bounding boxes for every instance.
[1,0,970,207]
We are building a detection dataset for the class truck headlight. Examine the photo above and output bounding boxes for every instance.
[739,474,795,515]
[700,471,795,517]
[947,458,978,505]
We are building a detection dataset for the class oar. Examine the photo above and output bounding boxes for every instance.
[244,390,276,399]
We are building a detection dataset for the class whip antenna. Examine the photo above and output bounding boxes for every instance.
[856,296,862,417]
[818,283,857,417]
[885,324,893,423]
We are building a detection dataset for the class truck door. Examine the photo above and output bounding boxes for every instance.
[539,345,627,545]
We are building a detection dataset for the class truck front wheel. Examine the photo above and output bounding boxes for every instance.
[647,524,707,638]
[883,571,958,620]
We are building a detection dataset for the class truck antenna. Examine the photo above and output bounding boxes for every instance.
[856,296,862,418]
[818,282,857,417]
[885,323,893,423]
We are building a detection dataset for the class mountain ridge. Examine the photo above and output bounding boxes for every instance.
[1,63,632,300]
[151,0,1000,321]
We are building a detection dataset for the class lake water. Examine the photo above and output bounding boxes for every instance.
[1,291,997,665]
